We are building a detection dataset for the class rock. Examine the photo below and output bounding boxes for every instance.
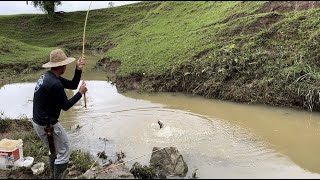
[82,163,134,179]
[149,147,188,177]
[68,170,80,176]
[16,156,34,168]
[31,162,45,175]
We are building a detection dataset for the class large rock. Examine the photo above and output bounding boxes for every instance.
[149,147,188,177]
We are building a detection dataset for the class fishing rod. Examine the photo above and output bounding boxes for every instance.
[82,1,92,108]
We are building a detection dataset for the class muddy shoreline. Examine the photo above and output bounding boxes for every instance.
[97,57,320,113]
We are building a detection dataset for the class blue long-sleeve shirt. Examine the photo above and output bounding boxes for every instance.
[33,69,82,126]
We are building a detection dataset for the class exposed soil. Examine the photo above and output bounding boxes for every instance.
[0,168,48,179]
[97,53,320,112]
[259,1,320,13]
[97,57,121,74]
[0,64,31,72]
[193,49,211,60]
[222,12,248,24]
[241,13,282,35]
[0,119,33,140]
[223,1,320,24]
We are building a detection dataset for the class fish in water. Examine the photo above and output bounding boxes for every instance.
[157,120,164,129]
[192,169,198,179]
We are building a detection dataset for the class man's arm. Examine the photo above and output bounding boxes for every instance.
[59,69,82,90]
[60,56,86,90]
[53,82,82,111]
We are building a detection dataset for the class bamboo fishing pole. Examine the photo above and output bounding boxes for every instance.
[82,1,92,108]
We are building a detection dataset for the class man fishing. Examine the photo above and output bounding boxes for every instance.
[32,49,87,179]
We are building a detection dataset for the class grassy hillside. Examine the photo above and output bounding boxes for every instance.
[0,36,53,69]
[1,1,320,111]
[108,1,267,76]
[0,1,161,48]
[0,1,161,85]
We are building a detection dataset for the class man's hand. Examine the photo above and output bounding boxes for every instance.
[76,56,86,70]
[79,81,88,95]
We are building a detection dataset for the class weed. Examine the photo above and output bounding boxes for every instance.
[70,150,94,173]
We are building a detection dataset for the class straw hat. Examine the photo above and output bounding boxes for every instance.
[42,49,76,68]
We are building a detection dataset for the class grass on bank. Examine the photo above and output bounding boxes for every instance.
[1,1,319,79]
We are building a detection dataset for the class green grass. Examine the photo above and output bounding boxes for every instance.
[70,150,95,173]
[0,2,161,48]
[0,36,54,70]
[1,1,320,110]
[0,1,162,85]
[108,1,267,76]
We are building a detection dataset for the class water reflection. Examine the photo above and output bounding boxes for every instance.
[0,83,34,119]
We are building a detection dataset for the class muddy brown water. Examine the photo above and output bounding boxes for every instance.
[1,53,320,178]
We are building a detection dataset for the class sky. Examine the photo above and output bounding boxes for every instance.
[0,1,140,15]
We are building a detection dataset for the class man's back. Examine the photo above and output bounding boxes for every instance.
[33,69,83,126]
[33,71,62,126]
